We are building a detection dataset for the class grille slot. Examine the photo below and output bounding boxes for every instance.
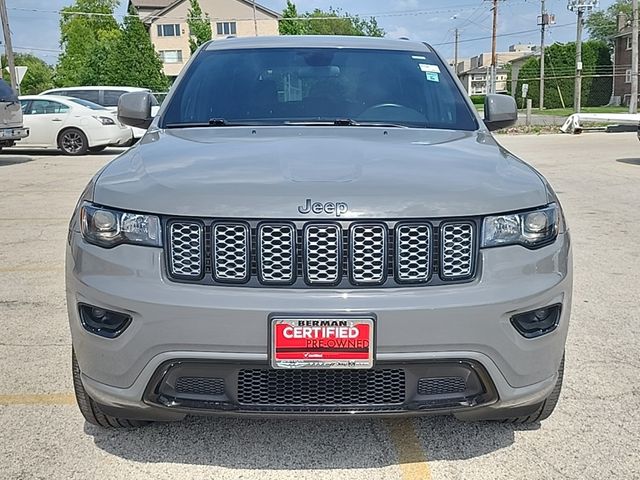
[440,222,475,279]
[258,224,295,284]
[213,223,249,282]
[237,369,405,405]
[417,377,467,396]
[350,224,387,284]
[175,377,225,396]
[168,222,203,278]
[396,224,431,283]
[304,224,341,285]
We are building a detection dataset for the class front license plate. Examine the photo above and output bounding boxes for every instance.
[271,317,374,369]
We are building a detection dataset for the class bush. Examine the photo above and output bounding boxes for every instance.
[470,95,485,105]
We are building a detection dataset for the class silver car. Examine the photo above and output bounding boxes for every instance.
[67,36,571,428]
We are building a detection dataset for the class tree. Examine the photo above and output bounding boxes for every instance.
[187,0,212,54]
[279,2,384,37]
[586,0,631,43]
[56,0,121,86]
[513,41,612,109]
[2,53,55,94]
[279,0,305,35]
[104,5,169,91]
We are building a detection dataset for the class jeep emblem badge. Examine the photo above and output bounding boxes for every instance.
[298,199,349,217]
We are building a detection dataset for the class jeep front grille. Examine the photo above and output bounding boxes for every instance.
[166,219,478,287]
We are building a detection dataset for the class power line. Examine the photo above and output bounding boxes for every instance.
[433,21,576,46]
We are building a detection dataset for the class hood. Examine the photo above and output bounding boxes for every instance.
[93,127,548,219]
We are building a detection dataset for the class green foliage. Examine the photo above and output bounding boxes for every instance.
[103,5,169,91]
[470,95,486,105]
[56,0,121,86]
[279,2,384,37]
[586,0,631,42]
[55,1,168,91]
[512,41,612,109]
[2,53,55,94]
[187,0,212,54]
[279,0,305,35]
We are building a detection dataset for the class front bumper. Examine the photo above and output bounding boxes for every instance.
[67,231,571,419]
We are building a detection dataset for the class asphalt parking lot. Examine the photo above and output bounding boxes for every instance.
[1,133,639,480]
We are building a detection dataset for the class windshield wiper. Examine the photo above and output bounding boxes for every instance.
[164,118,248,128]
[285,118,407,128]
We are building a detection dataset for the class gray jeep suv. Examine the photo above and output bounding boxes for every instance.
[67,36,571,428]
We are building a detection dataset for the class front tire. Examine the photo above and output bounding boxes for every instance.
[72,350,150,428]
[501,354,565,424]
[58,128,88,156]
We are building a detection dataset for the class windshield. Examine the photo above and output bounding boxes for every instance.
[67,97,108,110]
[161,48,478,130]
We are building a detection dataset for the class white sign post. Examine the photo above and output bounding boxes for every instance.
[5,66,28,94]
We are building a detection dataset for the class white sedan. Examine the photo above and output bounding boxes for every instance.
[15,95,133,155]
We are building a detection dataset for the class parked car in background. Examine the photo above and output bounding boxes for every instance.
[0,79,29,151]
[41,86,160,141]
[16,95,132,155]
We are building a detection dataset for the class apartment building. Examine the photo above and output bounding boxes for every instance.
[129,0,280,78]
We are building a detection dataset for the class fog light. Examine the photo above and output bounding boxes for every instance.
[510,304,562,338]
[79,304,132,338]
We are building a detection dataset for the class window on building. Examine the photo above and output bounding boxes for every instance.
[216,22,237,36]
[626,69,632,83]
[160,50,184,64]
[157,24,181,37]
[626,36,632,50]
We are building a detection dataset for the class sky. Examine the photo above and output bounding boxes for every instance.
[5,0,617,65]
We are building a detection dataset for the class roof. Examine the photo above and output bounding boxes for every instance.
[612,26,632,39]
[459,66,508,75]
[204,35,432,52]
[41,86,149,93]
[130,0,280,22]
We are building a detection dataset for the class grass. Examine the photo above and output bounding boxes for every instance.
[528,106,630,116]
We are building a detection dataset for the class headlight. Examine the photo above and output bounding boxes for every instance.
[482,204,559,249]
[80,203,161,248]
[95,116,115,125]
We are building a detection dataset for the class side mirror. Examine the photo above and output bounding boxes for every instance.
[484,94,518,131]
[118,92,153,129]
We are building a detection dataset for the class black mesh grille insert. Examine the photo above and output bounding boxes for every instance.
[237,369,406,405]
[417,376,466,396]
[175,377,225,396]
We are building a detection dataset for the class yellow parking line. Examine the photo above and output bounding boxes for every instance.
[386,419,432,480]
[0,393,76,405]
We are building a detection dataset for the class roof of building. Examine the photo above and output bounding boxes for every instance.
[129,0,280,21]
[612,26,632,39]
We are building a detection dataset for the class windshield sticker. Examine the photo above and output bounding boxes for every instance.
[419,63,441,73]
[412,55,427,60]
[425,72,440,82]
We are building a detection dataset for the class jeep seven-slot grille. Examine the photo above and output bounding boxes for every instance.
[167,220,477,287]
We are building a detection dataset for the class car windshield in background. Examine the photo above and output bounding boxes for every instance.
[68,98,108,110]
[162,48,478,130]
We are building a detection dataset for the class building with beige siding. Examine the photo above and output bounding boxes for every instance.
[128,0,280,79]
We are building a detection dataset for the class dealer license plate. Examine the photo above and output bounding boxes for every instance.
[270,317,374,369]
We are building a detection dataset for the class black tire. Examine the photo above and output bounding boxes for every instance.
[88,145,107,153]
[72,349,150,428]
[501,354,565,424]
[58,128,89,156]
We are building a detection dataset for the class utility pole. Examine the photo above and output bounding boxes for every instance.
[0,0,17,92]
[454,28,459,76]
[574,8,584,112]
[490,0,498,94]
[630,0,638,113]
[252,0,258,36]
[568,0,597,113]
[540,0,547,110]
